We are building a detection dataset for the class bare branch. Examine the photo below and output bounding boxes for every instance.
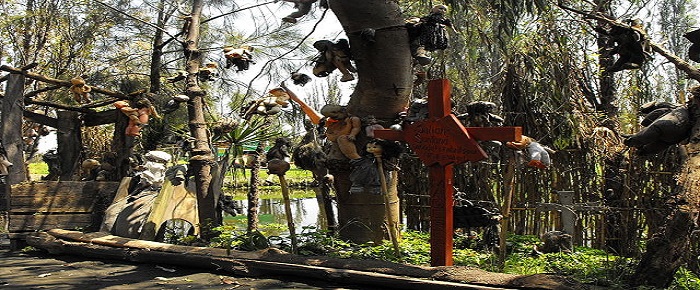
[557,3,700,83]
[93,0,182,44]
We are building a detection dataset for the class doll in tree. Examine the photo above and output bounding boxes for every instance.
[223,46,254,71]
[69,76,92,104]
[291,71,311,86]
[114,98,161,137]
[406,4,454,65]
[198,62,219,81]
[320,104,362,160]
[114,100,141,136]
[685,28,700,62]
[623,98,692,155]
[241,87,291,119]
[457,101,504,127]
[281,0,328,23]
[363,115,385,138]
[506,135,554,169]
[312,39,356,82]
[596,18,652,72]
[0,142,12,176]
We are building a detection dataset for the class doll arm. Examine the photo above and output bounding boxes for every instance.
[348,116,362,141]
[281,82,323,124]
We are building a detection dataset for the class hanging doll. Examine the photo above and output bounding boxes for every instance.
[623,100,691,155]
[0,142,12,176]
[281,0,328,23]
[312,39,356,82]
[506,135,554,169]
[69,76,92,104]
[114,100,141,136]
[595,18,652,72]
[406,4,453,65]
[198,62,219,81]
[291,71,311,86]
[114,98,160,137]
[241,87,291,119]
[685,28,700,62]
[223,46,255,71]
[363,115,385,138]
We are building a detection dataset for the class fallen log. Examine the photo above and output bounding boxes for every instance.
[31,229,583,289]
[27,231,508,290]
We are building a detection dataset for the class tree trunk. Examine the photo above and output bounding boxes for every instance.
[1,74,28,185]
[328,0,412,243]
[331,0,412,119]
[149,0,169,94]
[632,93,700,287]
[56,111,82,180]
[592,1,629,255]
[183,0,217,239]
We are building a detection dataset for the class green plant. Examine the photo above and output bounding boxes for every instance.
[670,267,700,290]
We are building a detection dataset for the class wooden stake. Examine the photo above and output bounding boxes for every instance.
[278,173,298,254]
[499,153,516,267]
[374,154,401,257]
[269,159,297,253]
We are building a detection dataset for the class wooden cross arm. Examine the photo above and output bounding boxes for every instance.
[373,129,404,141]
[466,127,522,142]
[373,127,522,142]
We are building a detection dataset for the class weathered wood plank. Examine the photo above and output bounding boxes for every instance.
[10,181,120,197]
[10,194,96,213]
[57,111,82,180]
[27,231,512,290]
[8,181,119,232]
[8,214,93,232]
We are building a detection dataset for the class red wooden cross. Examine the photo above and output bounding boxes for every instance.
[374,79,521,266]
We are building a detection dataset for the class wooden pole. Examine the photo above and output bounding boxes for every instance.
[269,159,297,253]
[498,154,516,267]
[278,173,298,254]
[375,154,401,257]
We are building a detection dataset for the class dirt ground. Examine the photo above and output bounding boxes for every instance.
[0,234,592,290]
[0,241,371,290]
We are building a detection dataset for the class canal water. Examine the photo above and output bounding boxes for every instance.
[222,187,332,235]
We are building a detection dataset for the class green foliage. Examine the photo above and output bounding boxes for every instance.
[210,225,271,253]
[225,167,314,188]
[671,267,700,290]
[209,227,700,289]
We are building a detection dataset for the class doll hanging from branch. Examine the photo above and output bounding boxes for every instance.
[312,39,357,82]
[69,76,92,104]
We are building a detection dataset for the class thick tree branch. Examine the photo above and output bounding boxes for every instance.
[25,85,62,99]
[650,43,700,83]
[24,99,95,114]
[0,65,127,98]
[557,4,700,82]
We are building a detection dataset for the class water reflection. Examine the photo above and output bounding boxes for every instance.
[223,187,334,235]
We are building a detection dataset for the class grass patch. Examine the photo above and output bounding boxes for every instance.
[28,162,49,175]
